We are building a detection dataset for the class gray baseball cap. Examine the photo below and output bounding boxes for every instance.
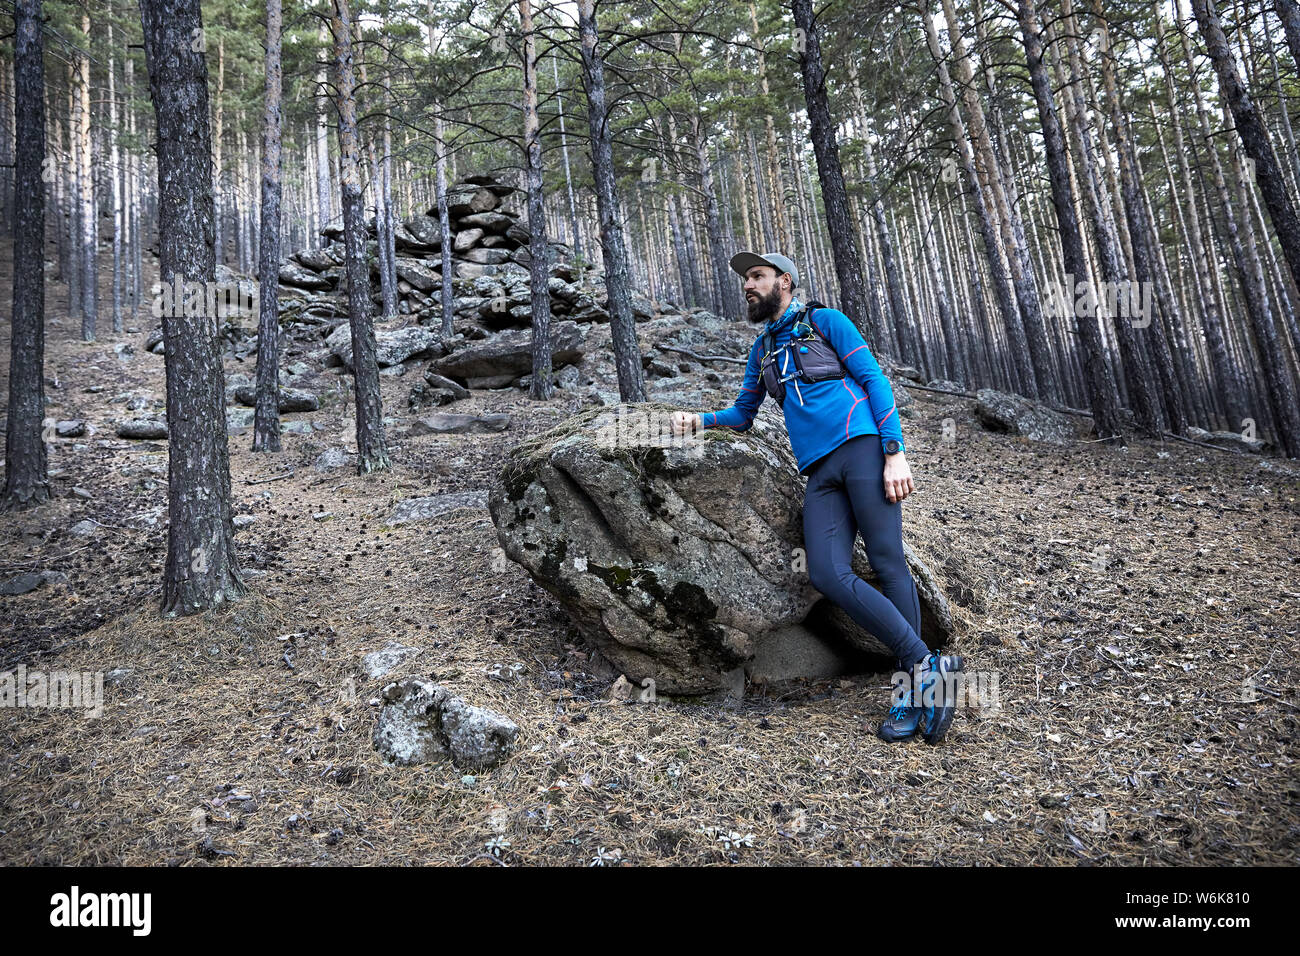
[730,251,799,290]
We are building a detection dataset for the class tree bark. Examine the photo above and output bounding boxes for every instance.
[4,0,50,510]
[1055,1,1163,436]
[253,0,283,453]
[920,5,1018,388]
[315,21,333,236]
[577,0,644,401]
[1276,0,1300,73]
[791,0,872,337]
[520,0,554,400]
[943,0,1046,397]
[1016,0,1125,441]
[332,0,390,471]
[108,8,123,333]
[139,0,246,614]
[78,11,97,340]
[749,1,791,251]
[1182,1,1300,455]
[1194,0,1300,298]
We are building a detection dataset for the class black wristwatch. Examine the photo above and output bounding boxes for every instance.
[883,438,903,455]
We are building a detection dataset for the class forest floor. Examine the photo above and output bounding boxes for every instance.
[2,244,1298,866]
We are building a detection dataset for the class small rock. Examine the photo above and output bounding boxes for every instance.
[70,487,93,501]
[374,678,519,768]
[232,385,320,413]
[233,515,257,528]
[0,570,67,596]
[313,447,349,472]
[226,407,256,431]
[69,519,98,537]
[56,419,86,438]
[361,643,420,681]
[115,419,168,440]
[405,412,509,436]
[385,491,488,525]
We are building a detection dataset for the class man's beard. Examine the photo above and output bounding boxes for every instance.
[746,285,783,324]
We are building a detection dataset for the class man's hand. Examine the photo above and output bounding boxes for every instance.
[669,411,702,437]
[884,451,915,503]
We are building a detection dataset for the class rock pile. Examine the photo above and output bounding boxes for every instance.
[276,172,660,333]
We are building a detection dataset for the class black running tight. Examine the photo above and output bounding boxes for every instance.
[802,436,930,669]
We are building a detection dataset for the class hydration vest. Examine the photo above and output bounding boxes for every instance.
[759,300,848,405]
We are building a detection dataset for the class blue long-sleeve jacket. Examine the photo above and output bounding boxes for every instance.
[699,299,905,474]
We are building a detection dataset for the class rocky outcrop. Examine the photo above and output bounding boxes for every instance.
[974,388,1081,444]
[487,402,957,695]
[275,173,695,344]
[1185,426,1269,455]
[324,324,449,370]
[427,320,586,387]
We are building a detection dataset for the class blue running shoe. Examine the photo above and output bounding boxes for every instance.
[916,652,965,745]
[877,679,922,742]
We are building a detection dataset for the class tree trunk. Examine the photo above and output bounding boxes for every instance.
[1194,0,1300,297]
[107,9,123,333]
[1276,0,1300,72]
[791,0,872,337]
[4,0,50,510]
[316,21,332,236]
[78,12,97,340]
[1182,1,1300,455]
[434,113,454,338]
[920,8,1019,389]
[749,1,790,250]
[253,0,283,453]
[213,39,224,266]
[943,0,1046,398]
[1016,0,1125,441]
[139,0,246,615]
[1055,1,1163,437]
[577,0,644,401]
[552,52,583,271]
[332,0,390,472]
[520,0,554,400]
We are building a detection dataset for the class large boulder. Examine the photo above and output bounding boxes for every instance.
[401,214,444,248]
[427,320,586,384]
[442,184,500,218]
[456,210,516,234]
[278,261,335,291]
[405,413,510,436]
[388,257,441,293]
[462,247,511,265]
[293,248,338,273]
[974,388,1080,444]
[326,324,449,369]
[453,228,485,252]
[487,402,957,695]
